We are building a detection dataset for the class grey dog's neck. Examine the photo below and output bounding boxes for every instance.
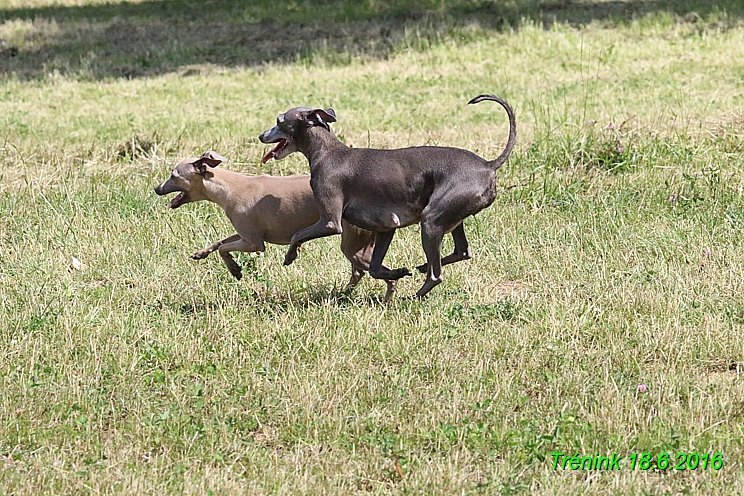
[299,126,348,164]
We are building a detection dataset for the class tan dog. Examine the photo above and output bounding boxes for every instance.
[154,151,395,300]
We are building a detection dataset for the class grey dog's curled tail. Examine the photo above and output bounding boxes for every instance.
[467,94,517,170]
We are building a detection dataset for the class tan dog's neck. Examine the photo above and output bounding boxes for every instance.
[198,167,248,215]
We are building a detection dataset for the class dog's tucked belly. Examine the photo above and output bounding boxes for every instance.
[342,202,421,232]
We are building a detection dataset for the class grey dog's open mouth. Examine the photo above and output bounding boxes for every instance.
[261,139,286,164]
[170,191,187,208]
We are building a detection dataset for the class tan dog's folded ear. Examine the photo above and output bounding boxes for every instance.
[200,150,227,167]
[193,150,227,175]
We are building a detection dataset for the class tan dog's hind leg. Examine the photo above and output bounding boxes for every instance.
[340,226,397,302]
[345,266,365,290]
[382,279,396,303]
[192,234,242,260]
[345,265,396,302]
[218,236,267,280]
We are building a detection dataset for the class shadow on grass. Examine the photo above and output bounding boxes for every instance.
[1,0,742,80]
[168,281,390,316]
[256,283,392,311]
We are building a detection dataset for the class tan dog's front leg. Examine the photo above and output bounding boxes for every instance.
[192,234,242,260]
[218,237,267,280]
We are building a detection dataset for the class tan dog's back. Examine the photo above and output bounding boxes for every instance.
[227,174,319,245]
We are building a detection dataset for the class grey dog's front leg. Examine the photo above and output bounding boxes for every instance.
[284,219,343,265]
[368,231,412,280]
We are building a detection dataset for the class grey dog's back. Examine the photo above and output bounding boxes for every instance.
[335,146,487,173]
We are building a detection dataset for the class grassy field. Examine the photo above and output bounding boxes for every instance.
[2,0,744,494]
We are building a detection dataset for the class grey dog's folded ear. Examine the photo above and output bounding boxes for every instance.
[306,108,337,130]
[193,150,227,175]
[316,108,336,123]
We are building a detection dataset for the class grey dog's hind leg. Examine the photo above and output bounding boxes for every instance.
[416,222,472,273]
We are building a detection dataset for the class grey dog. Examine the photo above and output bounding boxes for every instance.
[259,94,516,298]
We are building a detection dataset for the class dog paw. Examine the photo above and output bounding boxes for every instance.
[225,261,243,280]
[192,250,209,260]
[284,248,298,266]
[392,267,412,279]
[415,262,428,273]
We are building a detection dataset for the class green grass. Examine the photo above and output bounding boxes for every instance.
[2,0,744,494]
[2,0,744,79]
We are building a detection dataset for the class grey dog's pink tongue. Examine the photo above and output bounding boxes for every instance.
[261,139,286,164]
[261,149,275,164]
